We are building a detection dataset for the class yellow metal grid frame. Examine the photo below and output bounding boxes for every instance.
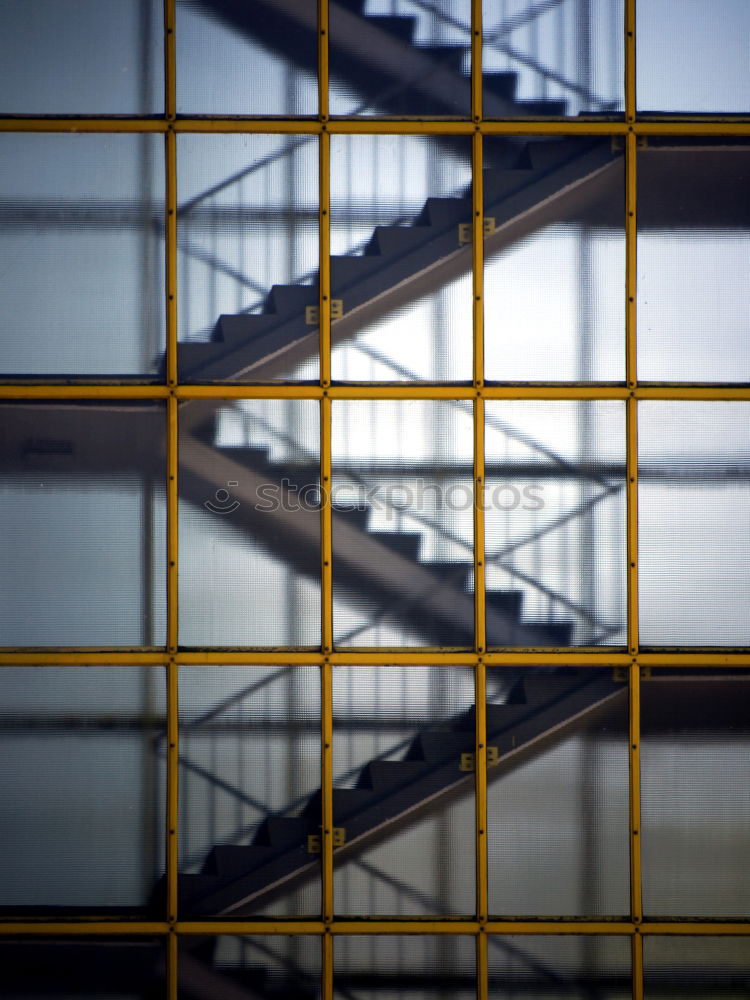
[1,2,749,999]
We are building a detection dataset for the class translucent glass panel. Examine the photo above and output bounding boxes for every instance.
[487,668,629,916]
[641,674,750,917]
[0,0,163,114]
[484,402,626,648]
[489,935,631,998]
[332,400,475,647]
[644,936,750,997]
[330,135,472,382]
[179,400,321,646]
[484,137,625,382]
[335,935,476,1000]
[0,402,166,646]
[1,937,165,999]
[0,667,165,912]
[637,147,750,382]
[330,0,472,116]
[638,402,750,645]
[483,0,624,118]
[177,0,317,115]
[637,0,750,112]
[333,666,475,916]
[0,134,165,377]
[180,936,321,1000]
[177,135,319,382]
[179,667,320,918]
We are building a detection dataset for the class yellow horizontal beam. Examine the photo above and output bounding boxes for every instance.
[2,118,749,136]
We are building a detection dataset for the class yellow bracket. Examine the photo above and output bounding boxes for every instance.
[460,746,499,772]
[458,217,496,246]
[307,828,346,853]
[306,300,343,325]
[614,666,651,683]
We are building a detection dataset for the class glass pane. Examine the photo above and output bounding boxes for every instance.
[177,0,317,115]
[0,0,163,114]
[179,667,320,918]
[638,402,750,645]
[335,935,476,1000]
[644,936,750,997]
[641,673,750,918]
[330,135,472,382]
[0,134,165,377]
[484,401,626,648]
[332,400,475,647]
[0,667,165,913]
[177,135,319,383]
[0,402,166,646]
[330,0,472,117]
[1,937,165,1000]
[487,668,629,917]
[637,145,750,382]
[483,0,624,118]
[179,400,321,646]
[179,935,321,1000]
[333,666,475,916]
[484,136,625,382]
[489,935,631,999]
[637,0,750,112]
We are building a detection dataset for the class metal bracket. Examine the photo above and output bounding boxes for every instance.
[613,666,652,683]
[307,827,346,853]
[458,217,496,246]
[459,746,499,771]
[306,300,343,325]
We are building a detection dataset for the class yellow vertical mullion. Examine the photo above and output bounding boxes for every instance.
[625,0,636,123]
[323,929,334,1000]
[629,661,643,924]
[166,659,179,927]
[472,131,485,390]
[320,130,332,388]
[632,930,644,1000]
[165,126,178,391]
[476,928,488,1000]
[165,0,176,121]
[168,928,178,1000]
[474,658,488,924]
[321,659,334,925]
[625,128,639,657]
[471,0,483,124]
[318,0,329,123]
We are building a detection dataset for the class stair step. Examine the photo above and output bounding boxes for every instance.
[265,283,318,317]
[255,816,311,848]
[367,222,435,257]
[420,44,467,74]
[330,254,375,293]
[486,589,524,619]
[332,502,370,531]
[524,621,574,646]
[418,196,471,229]
[370,530,421,561]
[424,561,471,590]
[204,844,276,879]
[516,99,567,117]
[482,166,534,203]
[410,729,474,763]
[366,15,417,45]
[217,445,270,470]
[302,787,375,822]
[332,0,366,13]
[361,759,429,790]
[483,70,518,101]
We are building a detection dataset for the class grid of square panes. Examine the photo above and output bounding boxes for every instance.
[0,1,748,998]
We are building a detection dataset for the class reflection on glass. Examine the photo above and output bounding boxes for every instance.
[335,936,475,1000]
[0,0,163,114]
[484,401,626,648]
[641,674,750,917]
[177,135,319,382]
[483,0,624,117]
[489,935,631,998]
[332,400,474,647]
[179,400,321,646]
[330,0,472,116]
[484,136,625,382]
[177,0,317,115]
[637,147,750,382]
[179,667,321,918]
[0,134,165,377]
[0,402,166,646]
[330,134,472,382]
[0,667,165,912]
[637,0,750,112]
[333,666,475,916]
[639,402,750,645]
[487,668,629,917]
